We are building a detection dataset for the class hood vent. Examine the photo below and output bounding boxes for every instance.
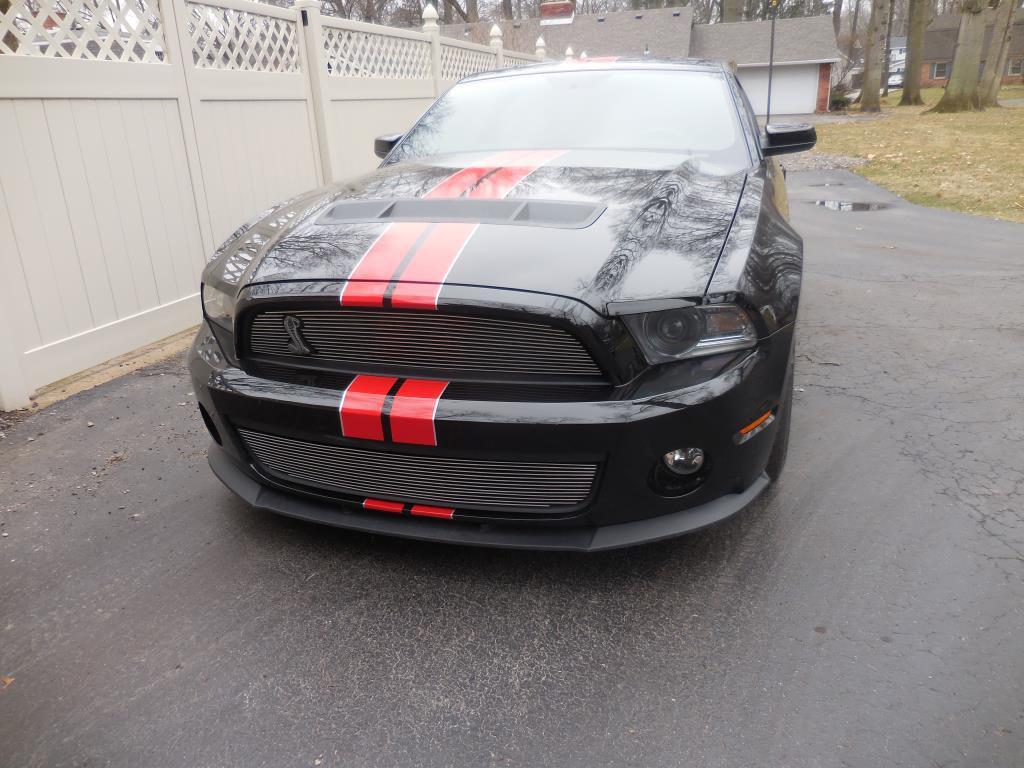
[320,198,605,229]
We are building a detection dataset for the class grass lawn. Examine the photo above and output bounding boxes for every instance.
[812,85,1024,223]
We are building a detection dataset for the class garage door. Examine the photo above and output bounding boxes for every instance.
[737,64,820,116]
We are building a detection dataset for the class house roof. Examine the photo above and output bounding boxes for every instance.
[924,12,1024,61]
[688,15,841,66]
[441,7,694,59]
[441,11,841,66]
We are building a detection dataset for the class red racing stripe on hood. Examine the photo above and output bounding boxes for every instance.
[390,149,568,310]
[424,149,535,199]
[465,148,566,200]
[339,375,398,441]
[340,151,533,307]
[388,378,449,446]
[340,222,430,307]
[389,222,479,310]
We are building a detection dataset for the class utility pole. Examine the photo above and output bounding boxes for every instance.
[766,0,778,123]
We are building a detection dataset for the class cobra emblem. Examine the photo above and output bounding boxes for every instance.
[282,315,314,356]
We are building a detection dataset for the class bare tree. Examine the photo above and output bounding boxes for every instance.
[979,0,1019,106]
[882,0,895,94]
[848,0,862,65]
[833,0,845,34]
[860,0,891,111]
[722,0,745,21]
[929,0,987,112]
[899,0,929,104]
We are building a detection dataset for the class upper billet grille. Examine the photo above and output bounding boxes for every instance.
[245,310,605,379]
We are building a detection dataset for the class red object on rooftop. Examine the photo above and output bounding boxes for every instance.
[539,0,576,26]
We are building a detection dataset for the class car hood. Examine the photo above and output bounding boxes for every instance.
[242,150,749,309]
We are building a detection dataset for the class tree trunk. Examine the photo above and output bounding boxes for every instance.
[849,0,862,65]
[722,0,745,22]
[833,0,845,35]
[860,0,891,111]
[501,0,514,19]
[465,0,479,21]
[928,0,988,112]
[882,0,895,95]
[979,0,1017,106]
[445,0,469,22]
[899,0,928,104]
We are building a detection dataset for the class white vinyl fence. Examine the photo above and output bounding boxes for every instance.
[0,0,542,410]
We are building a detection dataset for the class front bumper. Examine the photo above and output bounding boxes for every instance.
[190,321,793,550]
[210,442,769,551]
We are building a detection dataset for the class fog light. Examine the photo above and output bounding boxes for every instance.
[662,447,705,475]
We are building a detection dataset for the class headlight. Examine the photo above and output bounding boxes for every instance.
[623,304,757,364]
[202,283,235,331]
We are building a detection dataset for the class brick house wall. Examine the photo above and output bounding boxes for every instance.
[920,60,1024,89]
[816,62,832,112]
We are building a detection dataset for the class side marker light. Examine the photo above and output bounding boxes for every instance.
[734,410,775,444]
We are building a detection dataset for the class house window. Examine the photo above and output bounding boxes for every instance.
[931,62,950,79]
[1010,59,1024,76]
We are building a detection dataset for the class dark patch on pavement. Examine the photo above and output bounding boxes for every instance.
[813,200,890,212]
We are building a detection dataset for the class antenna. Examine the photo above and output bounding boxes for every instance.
[766,0,779,124]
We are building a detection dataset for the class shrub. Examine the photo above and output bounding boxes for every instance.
[829,85,852,111]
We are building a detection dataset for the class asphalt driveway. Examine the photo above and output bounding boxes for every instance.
[2,171,1022,768]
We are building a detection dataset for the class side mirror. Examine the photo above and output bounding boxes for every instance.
[761,124,817,156]
[374,133,403,159]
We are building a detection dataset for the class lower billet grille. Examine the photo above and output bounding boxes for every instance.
[245,310,604,379]
[237,428,598,510]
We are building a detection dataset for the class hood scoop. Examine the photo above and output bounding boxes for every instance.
[319,198,605,229]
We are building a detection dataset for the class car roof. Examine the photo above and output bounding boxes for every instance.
[460,58,730,84]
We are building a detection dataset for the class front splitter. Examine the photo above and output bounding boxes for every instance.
[208,444,770,552]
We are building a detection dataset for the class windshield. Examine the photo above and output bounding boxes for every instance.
[391,68,750,170]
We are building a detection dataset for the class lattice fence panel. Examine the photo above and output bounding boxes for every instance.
[185,1,299,72]
[440,43,496,80]
[504,53,541,68]
[0,0,166,62]
[323,27,430,79]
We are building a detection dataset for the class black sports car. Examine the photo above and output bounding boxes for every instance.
[189,60,816,551]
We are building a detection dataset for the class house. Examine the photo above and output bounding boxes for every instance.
[689,16,840,114]
[444,7,696,61]
[922,11,1024,87]
[442,5,841,115]
[888,35,907,78]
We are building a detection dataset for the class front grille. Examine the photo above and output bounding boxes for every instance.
[237,428,598,511]
[244,310,604,379]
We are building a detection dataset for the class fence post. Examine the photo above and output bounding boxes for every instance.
[0,326,30,411]
[490,24,503,68]
[163,0,217,255]
[536,36,546,59]
[422,4,442,96]
[295,0,334,185]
